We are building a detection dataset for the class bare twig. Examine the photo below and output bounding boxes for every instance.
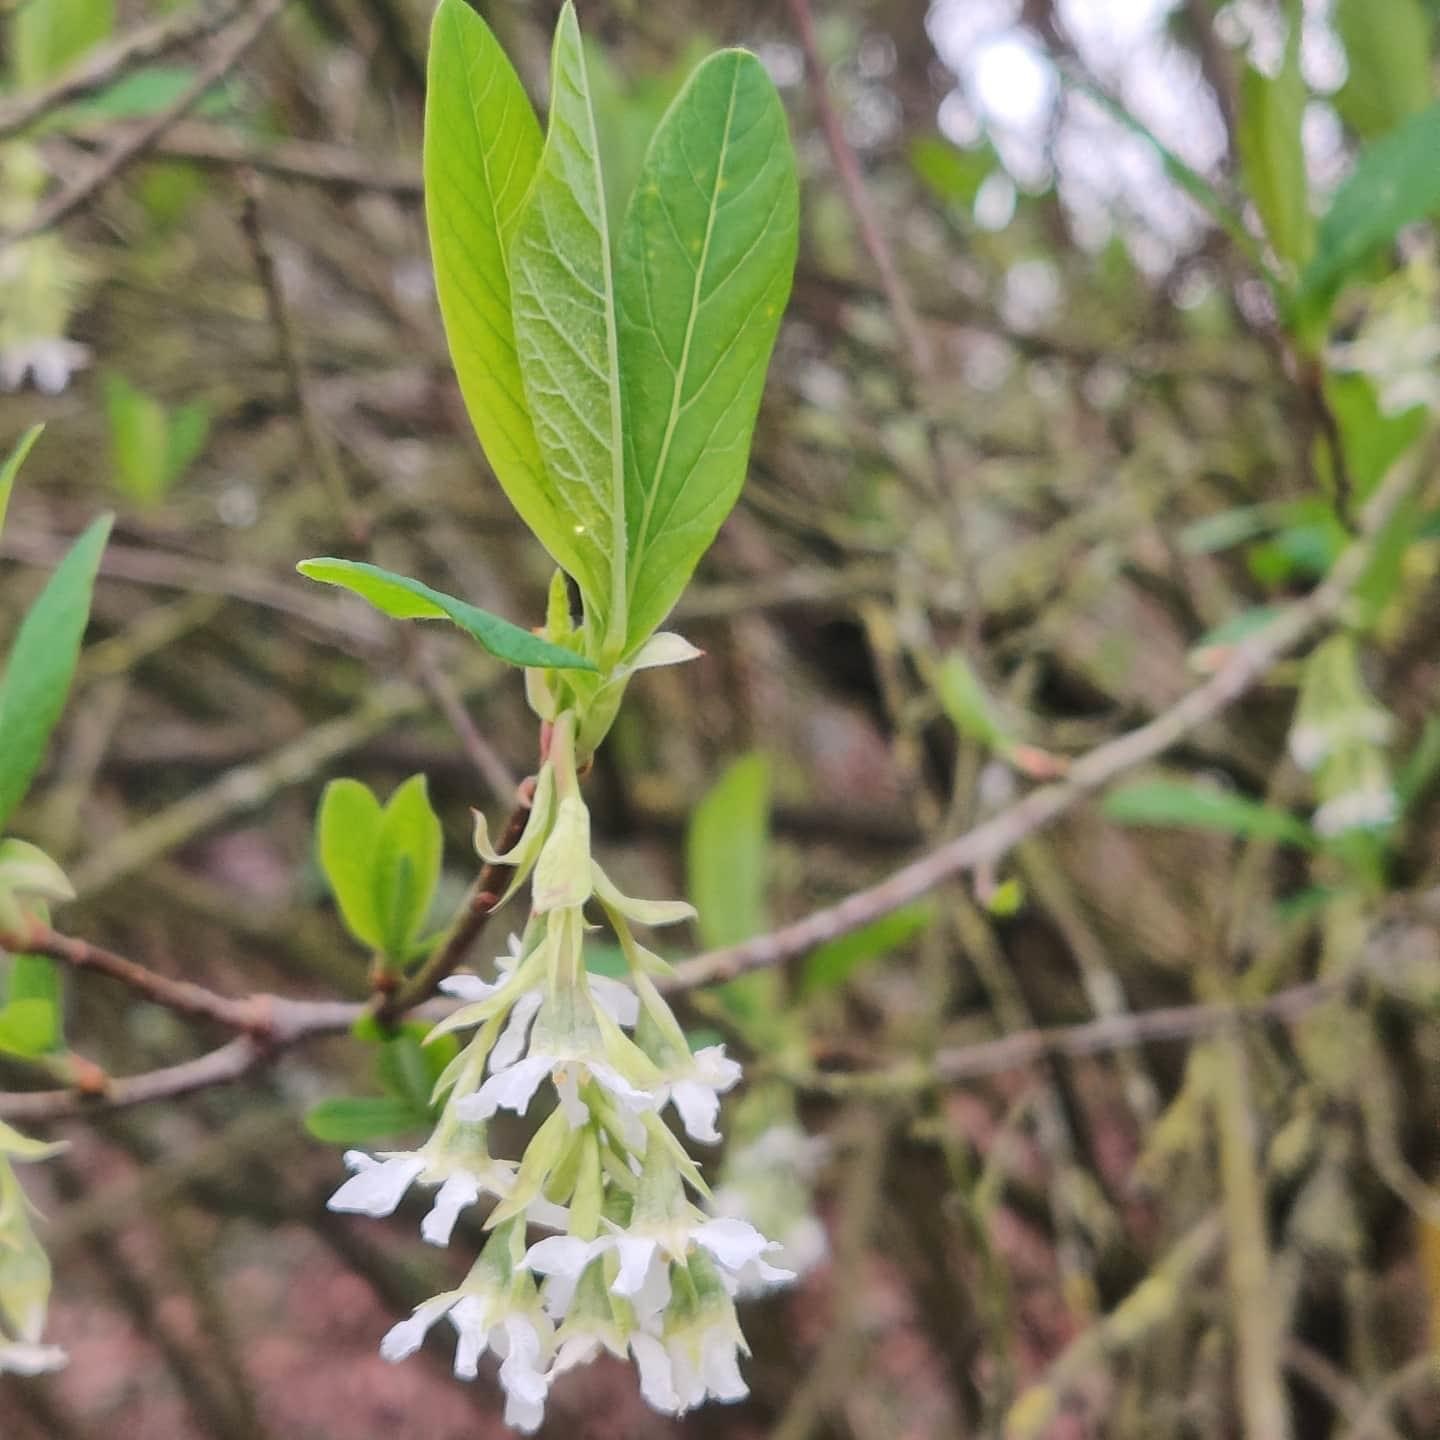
[671,454,1422,992]
[1,0,288,248]
[0,0,244,141]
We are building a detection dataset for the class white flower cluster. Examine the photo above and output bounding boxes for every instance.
[328,714,795,1429]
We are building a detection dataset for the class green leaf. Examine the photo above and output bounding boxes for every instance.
[1237,18,1313,273]
[802,903,936,996]
[0,426,43,539]
[1299,102,1440,315]
[934,650,1006,748]
[372,775,443,961]
[317,779,384,950]
[686,753,770,951]
[0,513,112,832]
[304,1095,426,1145]
[1322,372,1426,503]
[509,2,628,653]
[12,0,113,88]
[104,372,171,506]
[4,955,61,1054]
[296,558,595,670]
[1334,0,1433,140]
[0,999,58,1059]
[1103,779,1315,847]
[165,402,210,488]
[615,49,799,651]
[910,134,997,209]
[376,1032,437,1114]
[425,0,593,611]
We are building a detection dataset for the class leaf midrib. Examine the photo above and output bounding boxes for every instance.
[626,57,743,619]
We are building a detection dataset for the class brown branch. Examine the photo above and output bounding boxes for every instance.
[1,0,288,249]
[59,120,423,196]
[0,0,244,142]
[663,452,1422,993]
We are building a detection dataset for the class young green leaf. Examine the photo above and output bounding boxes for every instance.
[12,0,113,88]
[317,779,384,950]
[0,513,112,832]
[376,1032,437,1114]
[802,903,936,996]
[686,752,770,951]
[1103,778,1316,847]
[0,426,43,539]
[1299,102,1440,316]
[1333,0,1432,140]
[304,1095,427,1145]
[0,999,58,1059]
[616,49,799,651]
[1237,18,1313,274]
[425,0,591,606]
[104,372,171,506]
[4,955,61,1054]
[509,2,628,655]
[372,775,443,961]
[296,558,595,671]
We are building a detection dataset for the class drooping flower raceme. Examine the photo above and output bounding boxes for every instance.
[327,711,799,1429]
[0,1124,68,1377]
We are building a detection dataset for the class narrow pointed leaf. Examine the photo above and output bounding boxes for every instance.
[0,513,112,831]
[0,426,43,538]
[616,49,798,650]
[1237,21,1312,273]
[1104,779,1316,847]
[425,0,592,595]
[509,2,628,652]
[296,558,595,670]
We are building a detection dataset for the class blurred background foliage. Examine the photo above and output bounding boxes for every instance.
[4,0,1440,1436]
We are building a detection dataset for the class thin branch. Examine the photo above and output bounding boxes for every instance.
[668,453,1422,992]
[1,0,288,249]
[784,0,934,378]
[0,0,244,141]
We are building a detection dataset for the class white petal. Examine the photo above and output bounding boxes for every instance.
[555,1067,590,1128]
[588,973,640,1028]
[523,1235,602,1281]
[587,1062,657,1114]
[692,1045,742,1091]
[459,1055,553,1121]
[380,1294,456,1362]
[449,1295,495,1380]
[0,1343,68,1376]
[437,974,500,1002]
[630,1250,674,1323]
[526,1195,571,1231]
[693,1218,776,1273]
[421,1172,481,1247]
[611,1234,660,1299]
[670,1080,722,1145]
[630,1332,680,1414]
[327,1154,425,1217]
[491,989,543,1072]
[498,1316,551,1433]
[701,1331,748,1402]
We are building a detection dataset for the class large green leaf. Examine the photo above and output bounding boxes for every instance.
[424,0,592,609]
[1104,779,1315,847]
[0,426,43,540]
[296,558,595,670]
[1237,17,1313,273]
[509,3,628,656]
[616,49,798,651]
[802,903,936,996]
[0,513,112,831]
[1334,0,1433,139]
[1299,102,1440,315]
